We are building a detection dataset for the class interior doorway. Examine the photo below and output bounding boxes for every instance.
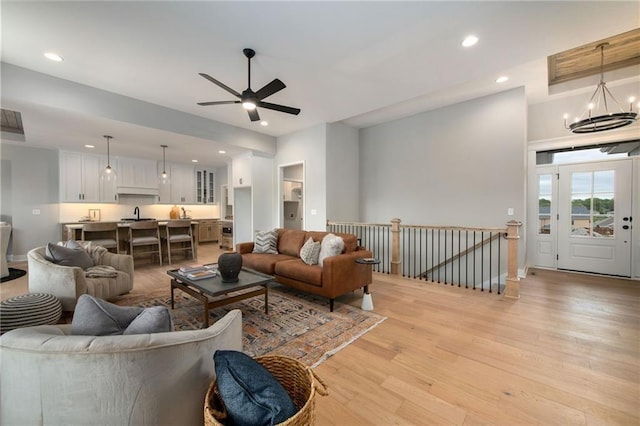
[279,163,304,230]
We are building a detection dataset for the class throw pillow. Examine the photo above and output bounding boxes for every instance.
[213,350,297,426]
[299,237,321,265]
[71,294,143,336]
[318,233,344,267]
[123,306,173,335]
[45,242,94,270]
[253,229,278,254]
[71,294,172,336]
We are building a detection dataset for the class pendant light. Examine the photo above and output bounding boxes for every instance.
[159,144,170,185]
[563,43,637,133]
[100,135,117,183]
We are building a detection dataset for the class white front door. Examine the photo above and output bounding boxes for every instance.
[557,159,632,277]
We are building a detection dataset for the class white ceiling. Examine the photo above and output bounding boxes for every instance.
[1,1,639,166]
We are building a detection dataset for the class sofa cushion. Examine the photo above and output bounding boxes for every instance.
[242,253,298,275]
[299,237,321,265]
[318,234,344,267]
[277,229,308,257]
[46,242,94,270]
[275,259,322,287]
[213,350,297,426]
[252,229,278,254]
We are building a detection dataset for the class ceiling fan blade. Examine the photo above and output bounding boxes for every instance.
[248,109,260,122]
[258,101,301,115]
[198,73,241,98]
[197,100,241,106]
[254,79,286,101]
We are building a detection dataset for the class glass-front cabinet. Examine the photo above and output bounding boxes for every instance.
[196,168,215,204]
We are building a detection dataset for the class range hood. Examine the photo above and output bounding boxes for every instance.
[116,186,159,196]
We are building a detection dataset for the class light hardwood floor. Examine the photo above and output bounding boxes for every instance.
[2,245,638,425]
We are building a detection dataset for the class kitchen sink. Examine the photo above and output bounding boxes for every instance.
[120,218,157,222]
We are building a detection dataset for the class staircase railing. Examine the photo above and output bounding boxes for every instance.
[327,219,521,298]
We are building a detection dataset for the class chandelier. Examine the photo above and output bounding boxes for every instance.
[564,43,637,133]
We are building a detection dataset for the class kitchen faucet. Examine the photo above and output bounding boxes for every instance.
[133,206,140,221]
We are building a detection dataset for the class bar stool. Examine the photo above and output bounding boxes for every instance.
[165,220,195,264]
[81,222,120,253]
[128,221,162,266]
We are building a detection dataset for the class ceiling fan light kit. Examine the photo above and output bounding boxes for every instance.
[563,43,637,134]
[198,48,300,122]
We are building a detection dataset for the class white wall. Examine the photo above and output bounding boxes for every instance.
[251,155,274,234]
[275,124,327,231]
[326,122,359,222]
[0,144,60,259]
[528,79,640,142]
[359,87,527,228]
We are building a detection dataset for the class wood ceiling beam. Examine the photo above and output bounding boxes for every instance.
[548,28,640,86]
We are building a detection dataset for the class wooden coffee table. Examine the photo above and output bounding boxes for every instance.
[167,267,274,328]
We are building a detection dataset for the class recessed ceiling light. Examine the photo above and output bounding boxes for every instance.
[496,76,509,83]
[44,52,63,62]
[84,144,94,149]
[462,35,478,48]
[260,121,268,126]
[191,159,198,163]
[218,150,226,154]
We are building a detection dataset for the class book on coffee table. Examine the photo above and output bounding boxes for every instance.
[185,270,216,280]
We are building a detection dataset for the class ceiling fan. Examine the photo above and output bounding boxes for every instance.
[197,48,301,122]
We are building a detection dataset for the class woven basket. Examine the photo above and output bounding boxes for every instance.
[204,355,328,426]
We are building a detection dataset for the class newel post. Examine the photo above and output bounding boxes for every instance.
[504,220,522,299]
[390,218,401,275]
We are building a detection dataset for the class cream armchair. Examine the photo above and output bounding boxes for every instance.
[0,309,243,426]
[27,244,134,311]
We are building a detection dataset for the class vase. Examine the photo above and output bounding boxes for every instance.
[218,251,242,282]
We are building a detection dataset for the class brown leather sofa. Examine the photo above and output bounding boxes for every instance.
[236,229,373,311]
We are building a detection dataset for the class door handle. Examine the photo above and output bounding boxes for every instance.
[622,225,630,230]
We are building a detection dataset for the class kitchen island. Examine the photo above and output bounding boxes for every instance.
[63,220,202,259]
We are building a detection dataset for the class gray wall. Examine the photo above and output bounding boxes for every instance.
[359,87,527,228]
[275,124,327,231]
[0,144,60,259]
[326,122,360,222]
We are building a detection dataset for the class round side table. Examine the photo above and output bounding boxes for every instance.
[0,293,63,334]
[355,258,380,311]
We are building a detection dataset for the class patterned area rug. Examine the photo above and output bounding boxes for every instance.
[114,285,386,367]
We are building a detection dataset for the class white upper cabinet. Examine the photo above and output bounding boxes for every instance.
[170,164,196,204]
[155,163,195,204]
[60,151,116,203]
[195,168,215,204]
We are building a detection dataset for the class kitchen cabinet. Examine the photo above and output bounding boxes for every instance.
[117,157,158,194]
[198,219,219,242]
[195,168,215,204]
[170,164,195,204]
[155,163,195,204]
[60,151,116,203]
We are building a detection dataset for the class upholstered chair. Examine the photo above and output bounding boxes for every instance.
[27,244,134,311]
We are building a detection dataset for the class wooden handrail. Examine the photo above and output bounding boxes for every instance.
[327,218,521,299]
